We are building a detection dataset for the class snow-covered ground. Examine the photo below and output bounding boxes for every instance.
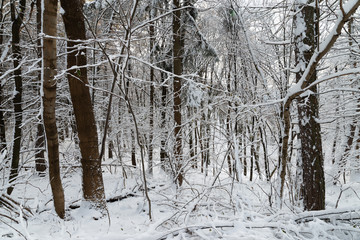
[1,158,360,240]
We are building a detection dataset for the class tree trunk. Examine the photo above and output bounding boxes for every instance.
[131,129,136,166]
[0,0,6,154]
[35,0,46,175]
[35,123,46,173]
[42,0,65,219]
[259,125,270,181]
[108,140,113,159]
[294,0,324,211]
[148,8,155,175]
[160,72,168,170]
[0,84,5,154]
[60,0,106,210]
[279,0,360,207]
[7,0,26,195]
[172,0,184,185]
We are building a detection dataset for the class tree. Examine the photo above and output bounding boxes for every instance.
[148,0,155,175]
[7,0,26,195]
[60,0,106,211]
[172,0,184,185]
[42,0,65,219]
[294,0,324,211]
[35,0,46,174]
[279,0,360,210]
[0,0,7,154]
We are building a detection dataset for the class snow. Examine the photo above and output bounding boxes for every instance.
[1,156,360,240]
[0,40,10,63]
[2,0,360,239]
[59,7,65,15]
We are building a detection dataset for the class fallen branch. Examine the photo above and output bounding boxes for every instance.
[295,208,360,223]
[0,194,33,220]
[68,192,140,209]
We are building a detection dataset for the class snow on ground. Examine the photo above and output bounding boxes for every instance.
[1,157,360,240]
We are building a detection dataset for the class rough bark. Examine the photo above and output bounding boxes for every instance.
[60,0,106,210]
[294,0,324,210]
[7,0,26,195]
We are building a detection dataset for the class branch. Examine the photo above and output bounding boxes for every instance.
[295,208,360,223]
[284,0,360,107]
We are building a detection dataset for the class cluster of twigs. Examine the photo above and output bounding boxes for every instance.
[0,193,33,223]
[0,193,33,239]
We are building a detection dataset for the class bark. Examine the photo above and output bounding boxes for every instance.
[7,0,26,195]
[42,0,65,218]
[295,0,324,210]
[172,0,184,185]
[60,0,106,210]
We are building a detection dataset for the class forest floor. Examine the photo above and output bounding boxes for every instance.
[1,157,360,240]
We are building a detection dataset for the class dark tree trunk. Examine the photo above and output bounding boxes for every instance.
[0,0,6,154]
[160,72,168,170]
[7,0,26,195]
[259,125,270,181]
[172,0,184,185]
[35,123,46,173]
[131,129,136,166]
[294,0,325,211]
[108,140,113,159]
[60,0,106,210]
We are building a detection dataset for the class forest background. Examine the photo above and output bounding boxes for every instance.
[0,0,360,239]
